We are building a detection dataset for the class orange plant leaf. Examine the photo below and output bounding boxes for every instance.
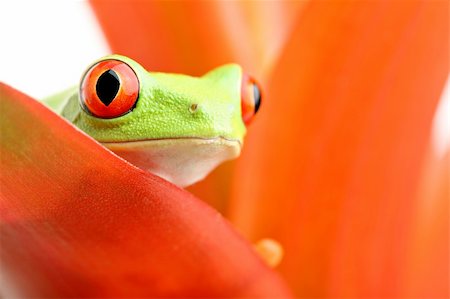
[0,83,292,298]
[228,1,449,297]
[90,0,303,77]
[403,148,449,297]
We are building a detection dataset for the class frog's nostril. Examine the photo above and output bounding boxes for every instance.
[241,73,262,125]
[189,103,199,113]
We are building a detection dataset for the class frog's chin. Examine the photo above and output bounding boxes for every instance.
[102,137,241,187]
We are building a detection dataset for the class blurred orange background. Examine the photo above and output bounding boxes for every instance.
[90,1,449,297]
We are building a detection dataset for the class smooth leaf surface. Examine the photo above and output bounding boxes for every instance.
[0,83,292,298]
[229,1,449,297]
[90,0,303,78]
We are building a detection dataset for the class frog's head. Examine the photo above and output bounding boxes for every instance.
[61,54,261,186]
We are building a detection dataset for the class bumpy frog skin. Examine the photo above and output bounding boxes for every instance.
[43,55,260,187]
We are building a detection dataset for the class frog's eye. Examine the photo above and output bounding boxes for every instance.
[80,59,139,118]
[241,74,262,125]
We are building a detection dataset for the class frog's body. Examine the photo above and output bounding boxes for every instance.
[43,55,260,187]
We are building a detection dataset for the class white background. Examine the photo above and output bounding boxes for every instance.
[0,0,109,98]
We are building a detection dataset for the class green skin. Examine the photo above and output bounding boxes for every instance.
[43,55,248,186]
[45,54,246,143]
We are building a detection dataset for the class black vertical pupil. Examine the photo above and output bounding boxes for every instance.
[96,70,120,106]
[253,83,261,113]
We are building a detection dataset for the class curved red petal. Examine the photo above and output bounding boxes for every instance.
[229,1,448,297]
[89,1,304,77]
[0,83,292,298]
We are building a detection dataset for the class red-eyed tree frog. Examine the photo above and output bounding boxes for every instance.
[43,55,261,187]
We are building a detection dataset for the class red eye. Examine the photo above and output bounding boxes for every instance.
[241,73,262,125]
[80,59,139,118]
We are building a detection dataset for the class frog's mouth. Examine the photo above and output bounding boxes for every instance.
[101,137,241,187]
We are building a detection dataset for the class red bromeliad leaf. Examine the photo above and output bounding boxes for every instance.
[403,148,449,297]
[228,1,448,297]
[0,84,292,298]
[90,0,303,78]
